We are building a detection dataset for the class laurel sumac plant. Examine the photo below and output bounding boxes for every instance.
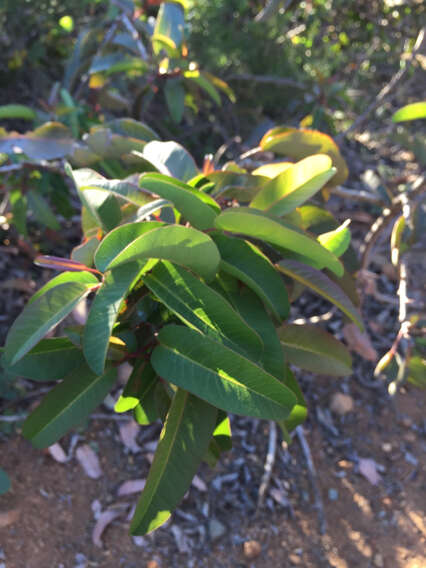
[1,129,363,535]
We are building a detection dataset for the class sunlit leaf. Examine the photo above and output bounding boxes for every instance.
[250,155,335,214]
[214,207,343,277]
[260,127,348,187]
[392,102,426,123]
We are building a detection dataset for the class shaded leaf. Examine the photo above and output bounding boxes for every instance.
[4,278,98,366]
[152,325,297,420]
[277,260,363,328]
[0,468,11,495]
[0,122,74,159]
[84,262,146,375]
[145,261,263,360]
[212,233,289,322]
[278,324,352,376]
[342,323,377,362]
[165,78,185,123]
[22,365,117,448]
[3,337,85,381]
[130,389,216,535]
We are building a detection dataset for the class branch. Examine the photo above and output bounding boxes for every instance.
[338,27,425,141]
[120,13,149,61]
[257,421,277,508]
[296,426,327,535]
[226,73,305,90]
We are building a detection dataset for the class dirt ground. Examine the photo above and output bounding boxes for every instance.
[0,371,425,568]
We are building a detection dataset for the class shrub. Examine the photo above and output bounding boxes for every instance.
[1,127,363,534]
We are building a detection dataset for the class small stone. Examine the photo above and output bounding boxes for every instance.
[328,488,339,501]
[243,540,261,560]
[330,393,354,416]
[401,417,413,428]
[404,432,416,443]
[209,519,225,541]
[382,443,392,453]
[147,562,160,568]
[374,553,384,567]
[289,552,302,565]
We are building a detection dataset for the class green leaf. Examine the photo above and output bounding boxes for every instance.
[280,366,307,432]
[153,2,185,54]
[130,388,216,535]
[151,325,297,420]
[2,338,85,381]
[141,141,198,182]
[71,236,100,267]
[0,468,11,495]
[72,168,153,208]
[104,225,220,282]
[392,102,426,123]
[406,355,426,388]
[4,279,98,366]
[115,361,161,425]
[83,262,146,375]
[250,154,335,215]
[277,259,363,328]
[29,271,99,305]
[212,233,289,321]
[230,287,285,380]
[214,207,343,277]
[0,104,37,121]
[279,324,352,376]
[81,190,122,232]
[139,172,219,230]
[144,261,263,360]
[0,122,74,160]
[22,365,117,448]
[27,190,60,231]
[259,127,348,187]
[205,410,232,466]
[165,78,185,123]
[94,221,163,272]
[317,220,351,258]
[184,70,221,105]
[107,118,159,142]
[9,189,28,236]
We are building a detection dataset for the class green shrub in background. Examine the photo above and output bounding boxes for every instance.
[1,127,363,533]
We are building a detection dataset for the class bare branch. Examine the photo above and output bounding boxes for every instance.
[338,27,425,141]
[257,421,277,508]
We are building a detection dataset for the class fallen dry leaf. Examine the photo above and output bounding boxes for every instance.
[343,323,378,362]
[117,479,146,497]
[191,475,207,492]
[76,444,103,479]
[359,458,382,485]
[92,506,127,548]
[0,509,20,528]
[119,420,140,453]
[47,442,68,463]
